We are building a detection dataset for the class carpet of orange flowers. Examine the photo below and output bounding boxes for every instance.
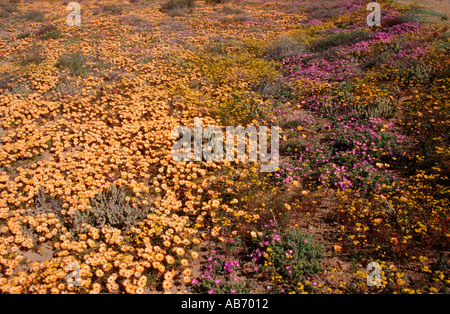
[0,0,448,294]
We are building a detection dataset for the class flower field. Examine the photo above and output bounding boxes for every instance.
[0,0,448,294]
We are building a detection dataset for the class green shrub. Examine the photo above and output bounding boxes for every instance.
[362,35,411,70]
[55,78,83,96]
[206,42,227,55]
[16,32,30,39]
[23,10,46,22]
[36,24,61,39]
[397,60,434,85]
[0,2,18,17]
[191,250,254,294]
[311,29,370,52]
[222,5,244,15]
[206,0,229,4]
[101,4,123,15]
[305,2,346,21]
[7,84,31,96]
[358,96,397,119]
[56,52,90,77]
[217,6,250,22]
[159,0,195,14]
[30,188,65,216]
[266,35,306,60]
[233,12,251,23]
[168,7,188,17]
[18,44,43,65]
[251,226,323,290]
[70,185,151,233]
[93,4,123,15]
[123,15,148,27]
[252,76,297,103]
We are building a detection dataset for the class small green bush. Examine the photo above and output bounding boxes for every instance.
[362,35,412,70]
[266,35,306,60]
[70,185,151,233]
[56,52,90,77]
[306,3,346,21]
[18,44,43,65]
[101,4,123,15]
[7,84,31,96]
[251,226,323,290]
[168,7,188,17]
[159,0,195,14]
[0,2,18,17]
[36,24,61,39]
[358,96,397,119]
[254,77,297,103]
[123,15,148,26]
[311,29,370,52]
[222,5,244,15]
[55,79,83,96]
[31,188,64,216]
[16,32,30,39]
[191,250,254,294]
[93,4,123,15]
[397,60,434,85]
[23,10,46,22]
[206,0,229,4]
[233,12,251,23]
